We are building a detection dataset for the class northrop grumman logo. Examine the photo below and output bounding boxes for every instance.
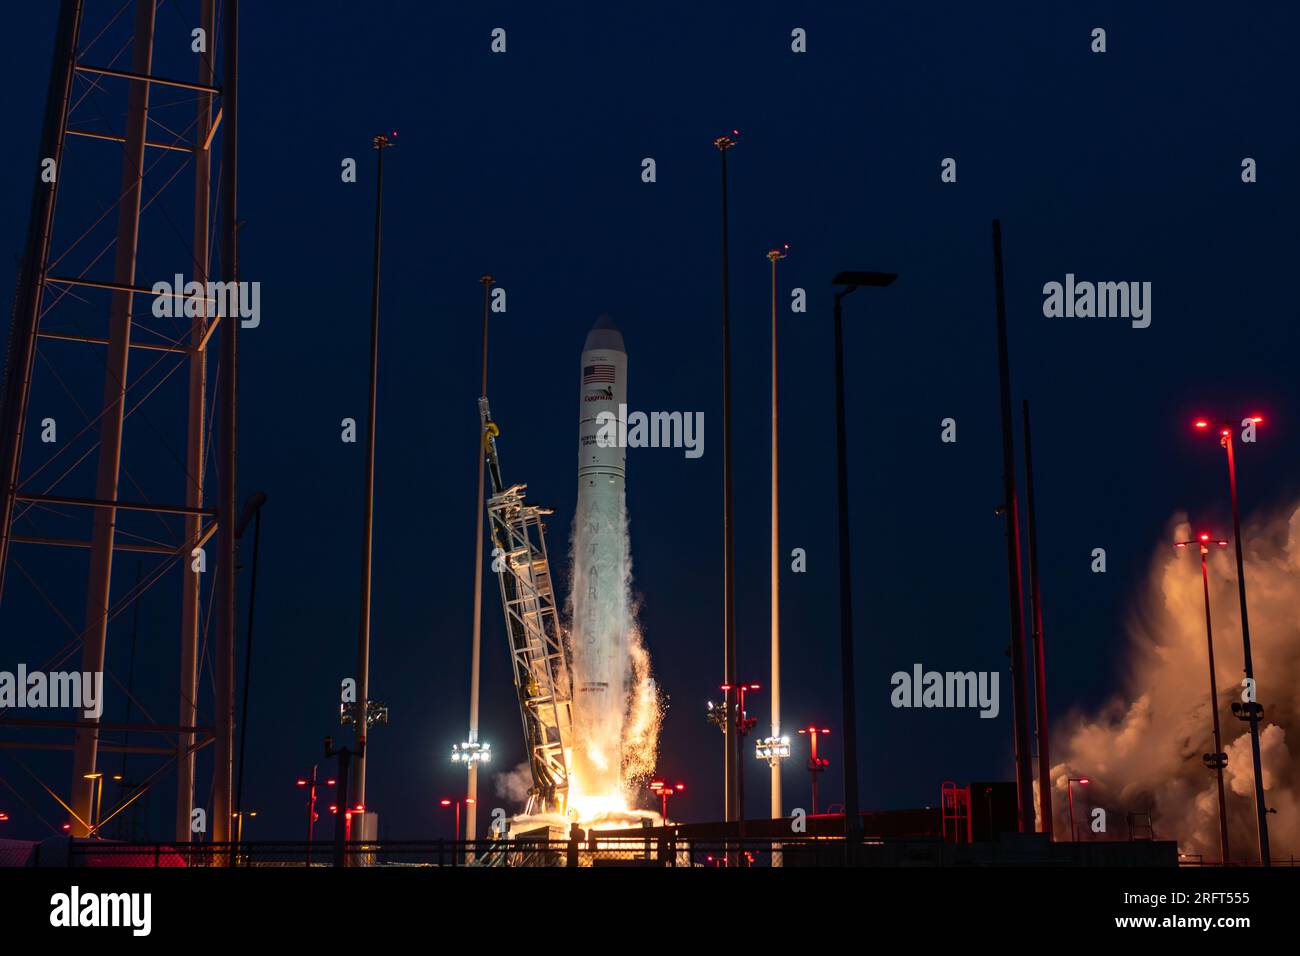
[595,404,703,459]
[584,387,614,402]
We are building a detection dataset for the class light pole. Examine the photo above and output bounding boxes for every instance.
[713,130,740,825]
[1067,776,1088,843]
[466,274,494,842]
[234,491,267,837]
[450,740,491,838]
[731,682,759,824]
[1193,415,1271,866]
[831,270,897,850]
[1174,532,1231,864]
[796,726,831,814]
[990,221,1035,834]
[351,132,396,819]
[766,244,789,821]
[296,767,336,866]
[440,797,475,853]
[82,772,103,836]
[649,780,685,823]
[231,810,256,843]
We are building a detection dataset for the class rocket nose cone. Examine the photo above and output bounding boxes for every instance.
[584,313,624,353]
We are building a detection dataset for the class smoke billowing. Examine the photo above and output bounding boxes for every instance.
[567,497,662,808]
[1050,501,1300,861]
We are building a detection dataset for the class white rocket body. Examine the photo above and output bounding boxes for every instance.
[570,315,629,795]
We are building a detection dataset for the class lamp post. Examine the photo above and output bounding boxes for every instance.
[831,270,896,849]
[234,490,267,836]
[1067,776,1089,843]
[440,797,475,856]
[767,244,789,822]
[755,733,791,818]
[713,130,740,825]
[1174,532,1231,864]
[989,221,1035,834]
[796,726,831,814]
[296,766,336,866]
[1193,416,1271,866]
[82,772,103,836]
[351,132,396,818]
[231,810,256,843]
[451,740,490,845]
[649,780,685,823]
[466,274,494,843]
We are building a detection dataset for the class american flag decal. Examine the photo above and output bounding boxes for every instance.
[583,364,615,384]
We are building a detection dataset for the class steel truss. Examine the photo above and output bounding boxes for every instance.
[0,0,240,844]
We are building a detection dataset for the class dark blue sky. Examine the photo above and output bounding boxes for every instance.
[2,2,1297,840]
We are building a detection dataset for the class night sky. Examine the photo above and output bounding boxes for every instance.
[2,2,1298,841]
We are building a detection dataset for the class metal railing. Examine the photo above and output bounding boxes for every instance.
[49,836,853,868]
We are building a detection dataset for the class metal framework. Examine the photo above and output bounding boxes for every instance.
[0,0,239,844]
[480,398,573,815]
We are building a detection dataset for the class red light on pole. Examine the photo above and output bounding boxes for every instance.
[797,725,832,813]
[439,798,464,841]
[649,779,685,823]
[1192,412,1272,864]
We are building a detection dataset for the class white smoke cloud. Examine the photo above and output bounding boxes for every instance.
[494,760,535,805]
[1050,501,1300,862]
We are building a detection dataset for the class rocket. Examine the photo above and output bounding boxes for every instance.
[570,314,630,794]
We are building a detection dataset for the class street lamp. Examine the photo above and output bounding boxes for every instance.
[234,490,268,839]
[1193,415,1271,866]
[1174,532,1232,864]
[1067,776,1089,843]
[466,273,496,846]
[296,767,336,866]
[714,129,741,825]
[767,243,790,823]
[231,809,256,843]
[796,726,832,814]
[82,772,103,836]
[731,682,760,823]
[451,741,491,768]
[832,270,897,849]
[649,780,685,823]
[439,797,474,845]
